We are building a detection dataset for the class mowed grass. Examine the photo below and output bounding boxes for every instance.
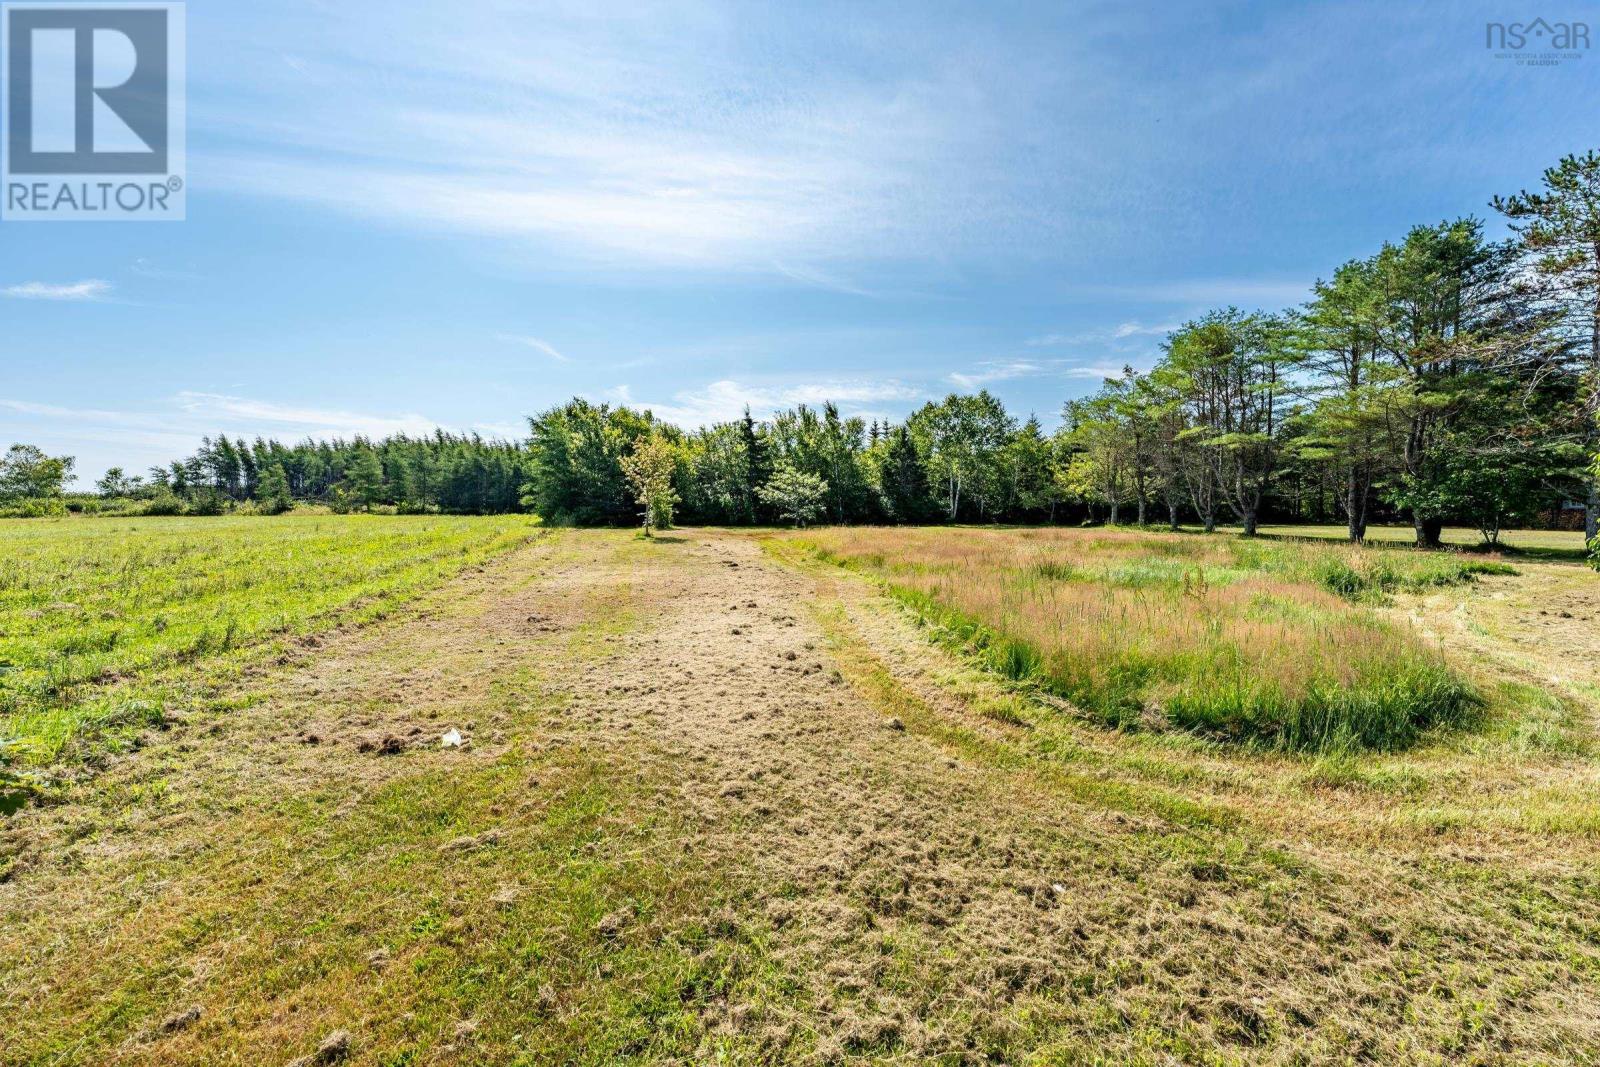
[0,515,540,777]
[781,526,1517,752]
[1251,523,1591,562]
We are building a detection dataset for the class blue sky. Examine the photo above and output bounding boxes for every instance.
[4,0,1598,481]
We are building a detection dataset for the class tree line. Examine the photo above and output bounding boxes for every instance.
[524,150,1600,552]
[8,151,1599,557]
[83,432,527,515]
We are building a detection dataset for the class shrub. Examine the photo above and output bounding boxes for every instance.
[139,492,184,516]
[8,497,67,519]
[184,490,230,516]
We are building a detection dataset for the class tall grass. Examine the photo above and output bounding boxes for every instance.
[794,527,1500,751]
[0,514,540,771]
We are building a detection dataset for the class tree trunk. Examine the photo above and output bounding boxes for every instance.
[1586,477,1598,544]
[1345,475,1367,542]
[1168,500,1179,530]
[1108,500,1120,525]
[1589,282,1600,543]
[1414,512,1443,548]
[1135,498,1146,526]
[1241,508,1258,537]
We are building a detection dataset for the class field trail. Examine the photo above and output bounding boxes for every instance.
[551,531,1163,1055]
[4,527,1600,1064]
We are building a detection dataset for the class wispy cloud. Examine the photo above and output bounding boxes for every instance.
[946,353,1153,390]
[174,391,439,439]
[946,360,1046,389]
[770,262,886,299]
[614,378,924,428]
[495,333,571,362]
[1063,362,1139,381]
[1111,320,1178,339]
[1026,320,1176,347]
[196,4,1100,272]
[3,279,113,301]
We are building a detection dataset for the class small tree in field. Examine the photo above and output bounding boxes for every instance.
[758,465,828,527]
[620,434,678,536]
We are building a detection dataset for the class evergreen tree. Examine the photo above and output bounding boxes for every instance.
[1496,150,1600,542]
[258,463,294,514]
[346,448,385,511]
[877,426,931,522]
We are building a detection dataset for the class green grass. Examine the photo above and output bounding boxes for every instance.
[0,514,541,780]
[780,527,1507,752]
[1250,523,1590,562]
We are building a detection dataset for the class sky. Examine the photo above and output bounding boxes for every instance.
[4,0,1599,482]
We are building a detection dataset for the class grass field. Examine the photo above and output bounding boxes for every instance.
[778,526,1516,751]
[0,515,540,789]
[3,516,1599,1064]
[1251,523,1591,560]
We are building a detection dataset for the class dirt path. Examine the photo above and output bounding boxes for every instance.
[3,529,1597,1065]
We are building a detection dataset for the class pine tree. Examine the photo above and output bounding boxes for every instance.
[258,464,293,514]
[878,427,930,523]
[1496,150,1600,542]
[740,407,771,523]
[347,448,385,511]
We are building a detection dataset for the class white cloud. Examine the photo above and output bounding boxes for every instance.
[1111,320,1178,339]
[3,279,113,301]
[195,5,1080,272]
[173,392,439,439]
[495,333,571,362]
[1063,363,1136,380]
[1027,320,1177,347]
[0,400,201,454]
[615,378,924,427]
[947,360,1046,389]
[470,421,527,440]
[769,261,886,298]
[945,354,1154,389]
